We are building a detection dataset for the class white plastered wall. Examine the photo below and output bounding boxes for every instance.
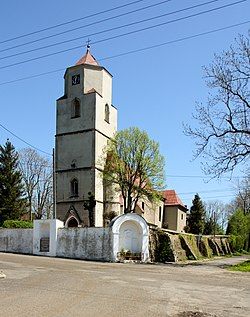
[33,219,64,256]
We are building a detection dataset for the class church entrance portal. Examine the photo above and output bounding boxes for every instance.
[67,217,79,227]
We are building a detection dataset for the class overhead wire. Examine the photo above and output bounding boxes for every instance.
[0,124,244,201]
[0,20,248,86]
[0,0,173,53]
[0,0,147,45]
[0,0,246,70]
[178,189,236,196]
[0,0,245,64]
[0,123,52,156]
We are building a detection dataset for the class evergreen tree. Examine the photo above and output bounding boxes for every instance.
[0,140,26,225]
[188,194,205,234]
[203,217,214,235]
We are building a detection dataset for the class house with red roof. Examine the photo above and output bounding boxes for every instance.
[162,190,188,232]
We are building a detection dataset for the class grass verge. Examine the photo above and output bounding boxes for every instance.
[229,260,250,272]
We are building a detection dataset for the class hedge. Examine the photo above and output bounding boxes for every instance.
[2,220,33,229]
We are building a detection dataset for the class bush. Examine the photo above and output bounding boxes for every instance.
[2,220,33,228]
[229,234,246,252]
[155,230,175,262]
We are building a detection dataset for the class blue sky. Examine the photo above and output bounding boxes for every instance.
[0,0,249,207]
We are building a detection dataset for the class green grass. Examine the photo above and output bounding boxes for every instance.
[229,260,250,272]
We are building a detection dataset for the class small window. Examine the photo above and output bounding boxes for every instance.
[181,213,184,220]
[159,206,162,221]
[71,98,81,118]
[142,202,144,210]
[105,104,110,123]
[70,178,79,197]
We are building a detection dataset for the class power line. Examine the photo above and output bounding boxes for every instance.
[0,20,248,86]
[0,0,147,45]
[0,123,52,156]
[199,194,236,199]
[0,0,245,70]
[0,0,173,54]
[178,188,236,196]
[0,122,244,185]
[166,168,246,179]
[0,0,241,61]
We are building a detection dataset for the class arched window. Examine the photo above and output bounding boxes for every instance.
[71,98,81,118]
[105,104,110,123]
[70,178,79,197]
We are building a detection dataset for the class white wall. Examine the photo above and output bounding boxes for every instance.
[56,227,112,261]
[0,229,33,254]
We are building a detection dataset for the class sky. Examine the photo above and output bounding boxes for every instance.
[0,0,249,208]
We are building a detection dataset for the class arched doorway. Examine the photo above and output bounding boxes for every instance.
[66,217,79,228]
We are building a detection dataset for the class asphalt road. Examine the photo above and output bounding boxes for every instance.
[0,253,249,317]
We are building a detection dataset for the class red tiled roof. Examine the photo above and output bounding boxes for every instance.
[163,190,187,209]
[75,48,99,66]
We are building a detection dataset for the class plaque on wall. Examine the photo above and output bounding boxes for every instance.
[40,237,50,252]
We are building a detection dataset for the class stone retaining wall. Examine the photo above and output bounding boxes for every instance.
[149,229,232,262]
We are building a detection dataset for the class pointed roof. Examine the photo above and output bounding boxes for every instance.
[75,47,99,66]
[163,190,188,210]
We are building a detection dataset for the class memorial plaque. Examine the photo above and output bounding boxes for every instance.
[40,237,50,252]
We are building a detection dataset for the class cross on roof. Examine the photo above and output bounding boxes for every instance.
[86,38,91,49]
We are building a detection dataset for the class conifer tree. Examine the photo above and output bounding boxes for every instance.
[0,140,26,225]
[188,194,205,234]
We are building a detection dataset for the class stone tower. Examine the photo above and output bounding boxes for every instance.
[55,47,117,227]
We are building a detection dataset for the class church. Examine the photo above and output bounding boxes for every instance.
[55,46,187,232]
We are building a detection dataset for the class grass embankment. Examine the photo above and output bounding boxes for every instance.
[229,260,250,272]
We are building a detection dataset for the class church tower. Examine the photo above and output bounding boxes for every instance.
[55,47,117,227]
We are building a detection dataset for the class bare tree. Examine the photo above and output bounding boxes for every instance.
[204,200,228,232]
[184,34,250,178]
[228,174,250,214]
[19,148,53,219]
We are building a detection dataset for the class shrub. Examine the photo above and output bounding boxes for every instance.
[155,230,175,262]
[2,220,33,228]
[229,234,246,252]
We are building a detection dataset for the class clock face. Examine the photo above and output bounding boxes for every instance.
[72,74,80,85]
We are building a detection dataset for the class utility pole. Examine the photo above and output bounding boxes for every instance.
[213,211,216,238]
[52,148,56,219]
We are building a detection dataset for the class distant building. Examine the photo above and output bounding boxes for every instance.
[162,190,188,232]
[55,47,187,232]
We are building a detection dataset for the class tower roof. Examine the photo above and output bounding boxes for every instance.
[75,47,99,66]
[163,190,188,210]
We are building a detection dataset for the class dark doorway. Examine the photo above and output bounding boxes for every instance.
[67,217,78,227]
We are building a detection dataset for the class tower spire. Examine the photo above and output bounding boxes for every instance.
[75,39,99,66]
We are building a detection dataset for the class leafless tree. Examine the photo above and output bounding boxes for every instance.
[204,200,228,231]
[18,148,53,219]
[184,33,250,178]
[227,174,250,214]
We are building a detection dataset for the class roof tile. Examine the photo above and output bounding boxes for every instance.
[75,48,99,66]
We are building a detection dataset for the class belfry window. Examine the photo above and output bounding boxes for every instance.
[71,98,81,118]
[105,104,110,123]
[70,178,79,197]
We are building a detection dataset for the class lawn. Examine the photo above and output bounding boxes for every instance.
[229,260,250,272]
